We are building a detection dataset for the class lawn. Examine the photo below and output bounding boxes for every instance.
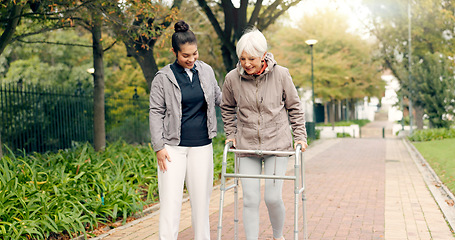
[413,138,455,193]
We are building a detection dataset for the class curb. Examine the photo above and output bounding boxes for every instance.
[403,138,455,232]
[78,196,189,239]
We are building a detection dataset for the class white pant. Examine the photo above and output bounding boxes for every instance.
[158,143,213,240]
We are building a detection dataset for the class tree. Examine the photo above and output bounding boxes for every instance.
[362,0,455,128]
[72,1,111,151]
[196,0,303,71]
[0,0,85,56]
[90,11,106,151]
[270,9,384,124]
[98,0,181,92]
[413,53,455,128]
[1,30,92,86]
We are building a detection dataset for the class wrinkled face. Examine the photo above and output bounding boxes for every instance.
[239,51,263,75]
[173,43,198,69]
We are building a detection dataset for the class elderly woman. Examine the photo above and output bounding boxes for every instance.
[220,29,308,240]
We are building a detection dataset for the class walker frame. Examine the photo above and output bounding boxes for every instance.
[216,142,307,240]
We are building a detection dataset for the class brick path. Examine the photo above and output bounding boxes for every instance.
[94,130,454,239]
[201,138,386,240]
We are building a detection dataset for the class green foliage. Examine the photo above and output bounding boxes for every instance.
[212,134,235,182]
[0,141,158,239]
[351,119,371,128]
[269,8,384,103]
[337,132,351,138]
[413,53,455,128]
[0,134,237,238]
[317,119,370,127]
[314,129,321,141]
[413,138,455,194]
[363,0,455,128]
[408,128,455,142]
[106,115,150,144]
[1,30,93,88]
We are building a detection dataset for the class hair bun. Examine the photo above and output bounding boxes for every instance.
[174,20,190,33]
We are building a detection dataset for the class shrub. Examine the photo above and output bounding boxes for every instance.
[337,132,351,138]
[408,128,455,142]
[0,141,157,239]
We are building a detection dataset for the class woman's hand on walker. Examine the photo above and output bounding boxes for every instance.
[294,140,308,152]
[157,148,171,172]
[225,138,236,148]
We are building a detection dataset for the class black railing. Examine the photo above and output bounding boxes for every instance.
[1,83,226,154]
[105,92,150,145]
[0,83,94,153]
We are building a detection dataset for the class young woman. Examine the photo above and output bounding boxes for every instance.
[149,20,222,240]
[220,28,308,240]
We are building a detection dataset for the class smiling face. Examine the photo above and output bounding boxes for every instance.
[239,51,264,75]
[173,43,198,69]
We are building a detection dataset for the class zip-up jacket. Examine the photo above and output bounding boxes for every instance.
[220,53,307,151]
[149,60,222,152]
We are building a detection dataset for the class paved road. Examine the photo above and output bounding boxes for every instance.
[94,124,454,239]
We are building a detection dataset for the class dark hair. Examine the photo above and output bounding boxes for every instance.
[172,20,197,53]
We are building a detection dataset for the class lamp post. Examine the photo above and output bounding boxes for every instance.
[305,39,317,125]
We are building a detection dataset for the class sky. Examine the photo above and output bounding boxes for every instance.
[287,0,371,35]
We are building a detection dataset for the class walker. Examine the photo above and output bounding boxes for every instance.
[217,142,307,240]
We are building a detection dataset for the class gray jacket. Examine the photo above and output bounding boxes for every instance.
[149,60,222,151]
[220,53,307,151]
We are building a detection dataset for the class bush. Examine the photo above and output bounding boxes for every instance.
[316,119,370,128]
[408,128,455,142]
[0,141,157,239]
[337,132,351,138]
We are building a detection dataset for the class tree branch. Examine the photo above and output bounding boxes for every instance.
[260,0,301,29]
[196,0,231,50]
[103,40,117,52]
[0,3,22,55]
[16,39,93,47]
[11,24,74,42]
[248,0,263,27]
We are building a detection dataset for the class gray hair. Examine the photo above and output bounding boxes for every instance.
[236,28,268,58]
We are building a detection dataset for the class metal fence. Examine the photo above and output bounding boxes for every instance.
[105,89,150,144]
[0,82,227,154]
[0,83,94,153]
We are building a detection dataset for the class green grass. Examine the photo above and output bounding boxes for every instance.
[413,138,455,193]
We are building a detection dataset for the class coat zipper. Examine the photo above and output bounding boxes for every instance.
[255,79,261,146]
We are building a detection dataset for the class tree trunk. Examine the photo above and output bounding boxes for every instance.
[350,98,357,120]
[324,102,328,125]
[221,44,237,72]
[331,99,336,130]
[337,100,342,121]
[92,19,106,152]
[124,41,158,93]
[415,104,424,129]
[0,4,22,55]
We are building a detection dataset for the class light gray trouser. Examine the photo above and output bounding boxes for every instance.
[239,155,288,240]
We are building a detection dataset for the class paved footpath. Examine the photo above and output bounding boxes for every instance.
[94,132,454,239]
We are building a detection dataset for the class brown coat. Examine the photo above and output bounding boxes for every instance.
[220,53,307,151]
